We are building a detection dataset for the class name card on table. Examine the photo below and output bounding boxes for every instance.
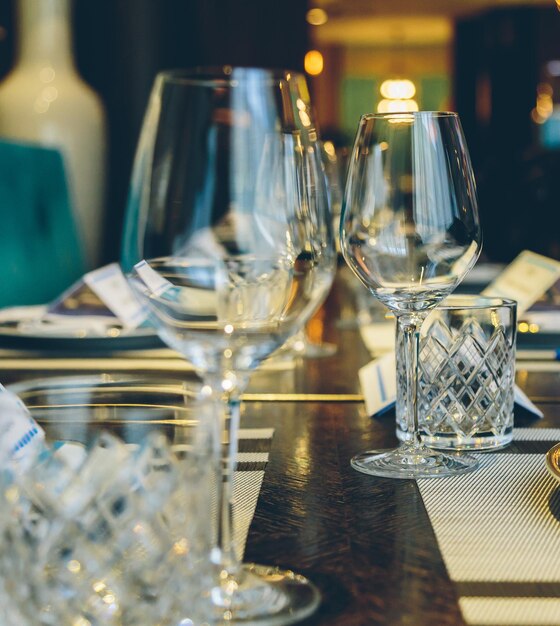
[133,260,172,297]
[0,384,45,472]
[84,263,146,329]
[481,250,560,315]
[359,352,396,417]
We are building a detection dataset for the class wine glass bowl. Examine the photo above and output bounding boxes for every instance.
[122,67,335,623]
[343,112,480,313]
[340,111,482,479]
[124,70,334,376]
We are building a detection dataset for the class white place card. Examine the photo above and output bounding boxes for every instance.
[134,260,172,297]
[359,352,396,417]
[135,260,221,317]
[84,263,146,328]
[481,250,560,315]
[0,384,44,471]
[514,385,544,418]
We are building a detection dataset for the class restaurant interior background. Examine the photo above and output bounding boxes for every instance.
[1,0,560,268]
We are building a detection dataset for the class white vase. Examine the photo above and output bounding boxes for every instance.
[0,0,106,268]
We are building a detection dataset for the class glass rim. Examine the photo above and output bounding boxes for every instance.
[155,66,304,87]
[361,111,458,121]
[437,295,517,311]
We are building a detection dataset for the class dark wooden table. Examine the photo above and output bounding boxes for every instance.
[241,394,556,626]
[2,269,558,625]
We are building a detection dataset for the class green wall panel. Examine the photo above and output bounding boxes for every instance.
[341,77,377,139]
[419,76,450,111]
[340,75,450,140]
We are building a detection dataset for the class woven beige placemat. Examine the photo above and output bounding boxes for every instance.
[418,428,560,626]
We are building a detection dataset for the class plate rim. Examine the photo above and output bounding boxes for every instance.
[0,323,162,352]
[545,442,560,482]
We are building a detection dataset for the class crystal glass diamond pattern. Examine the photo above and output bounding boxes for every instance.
[0,429,215,625]
[397,297,516,450]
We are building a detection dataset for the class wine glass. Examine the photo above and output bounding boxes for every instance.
[340,111,482,479]
[121,67,336,624]
[287,141,341,357]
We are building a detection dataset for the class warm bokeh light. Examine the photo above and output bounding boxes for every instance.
[531,108,546,124]
[377,98,419,113]
[298,109,312,127]
[380,79,416,100]
[537,82,553,96]
[536,93,553,118]
[530,83,555,125]
[306,8,328,26]
[323,140,336,157]
[305,50,324,76]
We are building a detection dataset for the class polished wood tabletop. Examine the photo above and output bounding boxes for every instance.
[241,395,555,626]
[2,268,559,625]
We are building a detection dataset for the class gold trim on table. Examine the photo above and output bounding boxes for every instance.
[242,393,363,402]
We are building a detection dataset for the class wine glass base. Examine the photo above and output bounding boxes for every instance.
[350,443,479,479]
[210,562,321,625]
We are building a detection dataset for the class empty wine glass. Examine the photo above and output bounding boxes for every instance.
[121,67,336,623]
[340,111,482,479]
[287,141,341,358]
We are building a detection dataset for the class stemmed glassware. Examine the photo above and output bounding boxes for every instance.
[288,141,341,358]
[121,68,336,623]
[340,111,482,479]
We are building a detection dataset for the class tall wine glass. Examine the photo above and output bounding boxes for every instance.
[288,141,341,357]
[340,111,482,479]
[121,68,336,624]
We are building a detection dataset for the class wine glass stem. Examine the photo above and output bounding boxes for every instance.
[396,312,427,448]
[214,391,241,575]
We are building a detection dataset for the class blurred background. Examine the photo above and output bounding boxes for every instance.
[0,0,560,280]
